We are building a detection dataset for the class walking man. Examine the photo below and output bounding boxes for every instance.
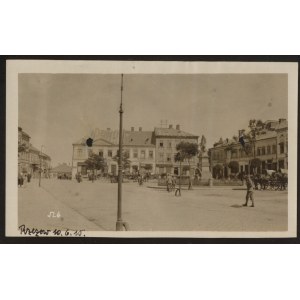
[243,175,255,207]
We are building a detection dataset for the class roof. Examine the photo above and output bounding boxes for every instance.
[29,145,51,159]
[123,131,155,146]
[74,129,155,147]
[255,131,277,141]
[154,127,198,138]
[50,163,72,173]
[74,130,120,146]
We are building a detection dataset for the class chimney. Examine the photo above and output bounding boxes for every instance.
[169,124,173,129]
[139,127,142,132]
[107,128,111,131]
[176,124,180,130]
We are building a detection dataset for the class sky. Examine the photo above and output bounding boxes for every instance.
[18,73,288,166]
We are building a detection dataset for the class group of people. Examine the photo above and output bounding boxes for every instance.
[18,173,31,188]
[166,174,193,195]
[252,172,288,191]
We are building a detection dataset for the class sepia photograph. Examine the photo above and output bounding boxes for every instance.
[5,59,298,238]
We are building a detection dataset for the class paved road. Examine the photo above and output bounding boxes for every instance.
[18,178,288,232]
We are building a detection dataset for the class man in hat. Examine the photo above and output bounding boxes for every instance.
[243,175,255,207]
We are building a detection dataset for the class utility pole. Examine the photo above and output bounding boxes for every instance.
[116,74,129,231]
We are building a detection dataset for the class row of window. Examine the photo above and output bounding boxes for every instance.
[19,152,43,163]
[77,148,154,159]
[213,143,286,160]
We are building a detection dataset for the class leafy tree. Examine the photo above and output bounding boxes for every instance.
[213,164,223,179]
[84,154,106,172]
[228,161,239,173]
[250,158,261,174]
[175,141,199,171]
[144,164,153,171]
[250,158,261,168]
[113,150,131,170]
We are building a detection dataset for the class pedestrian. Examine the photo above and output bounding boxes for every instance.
[166,174,172,192]
[18,172,22,187]
[188,175,193,190]
[243,175,255,207]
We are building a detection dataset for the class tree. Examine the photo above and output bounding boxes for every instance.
[144,164,153,171]
[84,154,106,173]
[228,161,239,173]
[213,164,223,179]
[250,158,261,174]
[113,150,131,170]
[175,141,199,172]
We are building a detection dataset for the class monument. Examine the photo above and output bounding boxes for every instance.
[199,135,213,186]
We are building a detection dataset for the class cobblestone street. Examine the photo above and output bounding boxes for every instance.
[18,178,288,232]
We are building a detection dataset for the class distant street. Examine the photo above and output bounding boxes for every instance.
[18,178,288,232]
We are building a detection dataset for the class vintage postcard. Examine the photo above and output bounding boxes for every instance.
[6,59,298,238]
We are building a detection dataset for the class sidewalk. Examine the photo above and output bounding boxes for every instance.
[18,180,103,231]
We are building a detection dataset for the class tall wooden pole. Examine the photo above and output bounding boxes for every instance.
[116,74,128,231]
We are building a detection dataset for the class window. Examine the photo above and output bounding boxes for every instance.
[262,147,265,155]
[149,150,153,159]
[279,142,284,154]
[88,149,93,157]
[159,141,164,147]
[168,142,172,148]
[167,154,171,162]
[141,150,145,159]
[257,148,261,156]
[267,145,271,155]
[99,150,103,157]
[133,150,138,158]
[77,148,83,157]
[159,153,164,161]
[272,145,276,154]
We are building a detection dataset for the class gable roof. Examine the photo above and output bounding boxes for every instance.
[74,129,155,147]
[154,127,198,138]
[123,131,155,146]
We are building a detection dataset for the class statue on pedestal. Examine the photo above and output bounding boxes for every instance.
[199,135,213,185]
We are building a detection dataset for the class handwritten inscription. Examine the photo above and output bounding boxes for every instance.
[47,211,61,218]
[18,225,86,237]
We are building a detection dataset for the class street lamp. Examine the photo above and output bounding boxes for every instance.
[116,74,129,231]
[39,145,45,187]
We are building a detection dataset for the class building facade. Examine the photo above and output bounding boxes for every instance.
[18,127,51,177]
[72,125,199,177]
[209,119,288,178]
[72,127,156,178]
[154,125,199,175]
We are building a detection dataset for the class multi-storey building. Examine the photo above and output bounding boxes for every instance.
[154,124,199,175]
[72,124,199,177]
[18,127,51,177]
[72,127,155,178]
[209,119,288,178]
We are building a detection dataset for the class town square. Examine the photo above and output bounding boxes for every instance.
[12,64,294,236]
[18,177,287,232]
